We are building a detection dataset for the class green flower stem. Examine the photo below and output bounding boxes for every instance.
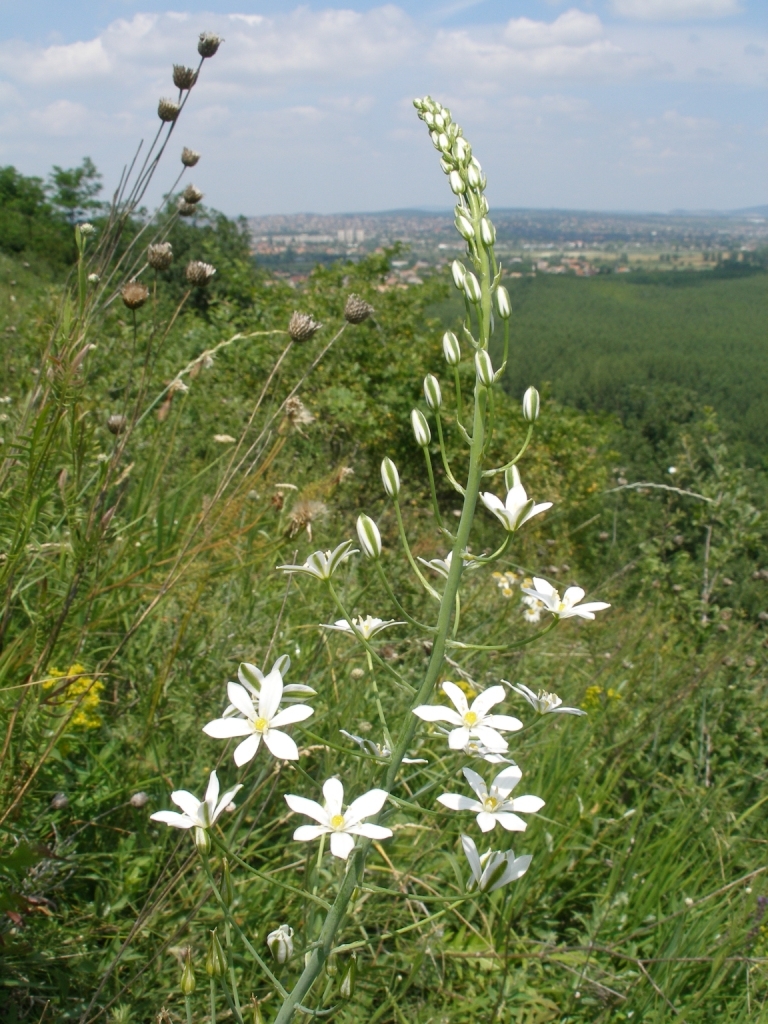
[366,650,394,750]
[422,445,447,534]
[374,561,434,632]
[210,834,331,910]
[483,385,496,459]
[452,367,470,442]
[202,855,289,1000]
[219,974,245,1024]
[471,533,513,566]
[483,425,534,478]
[325,581,415,694]
[435,413,465,496]
[392,500,441,601]
[502,317,510,371]
[185,994,194,1024]
[224,916,242,1020]
[210,978,217,1024]
[447,617,559,651]
[453,591,461,638]
[273,356,490,1024]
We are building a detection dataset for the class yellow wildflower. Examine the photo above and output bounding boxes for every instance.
[43,663,103,728]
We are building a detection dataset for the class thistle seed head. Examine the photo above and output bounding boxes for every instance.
[198,32,222,58]
[344,294,375,324]
[158,98,180,123]
[288,311,322,343]
[283,396,315,430]
[181,147,200,167]
[287,500,327,541]
[186,260,216,287]
[147,242,173,271]
[183,184,203,204]
[172,64,198,90]
[177,200,197,217]
[121,281,149,310]
[107,414,128,435]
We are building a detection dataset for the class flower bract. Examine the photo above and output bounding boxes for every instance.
[437,765,544,832]
[285,778,392,860]
[461,834,532,892]
[413,682,521,752]
[507,682,586,716]
[521,578,610,620]
[150,771,241,830]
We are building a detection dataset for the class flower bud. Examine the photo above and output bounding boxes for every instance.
[108,414,127,435]
[186,261,216,287]
[181,147,200,167]
[339,954,357,999]
[183,184,204,205]
[325,954,339,978]
[522,386,540,423]
[411,409,431,448]
[121,282,149,310]
[222,858,235,907]
[206,930,227,978]
[356,514,382,560]
[451,260,466,291]
[423,374,442,410]
[267,924,294,965]
[475,350,494,387]
[181,951,196,995]
[173,65,198,90]
[88,273,100,284]
[496,286,511,319]
[454,137,470,162]
[288,311,322,342]
[463,272,481,304]
[455,216,474,241]
[442,331,461,366]
[129,790,149,807]
[147,242,173,271]
[479,196,489,215]
[434,113,445,129]
[198,32,222,58]
[158,98,180,123]
[194,827,211,855]
[449,171,465,195]
[438,133,451,153]
[480,217,495,246]
[439,157,453,175]
[344,294,374,324]
[505,464,522,493]
[251,1002,265,1024]
[423,111,435,127]
[381,457,400,498]
[430,130,440,147]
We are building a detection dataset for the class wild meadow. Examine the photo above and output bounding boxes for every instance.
[2,35,768,1024]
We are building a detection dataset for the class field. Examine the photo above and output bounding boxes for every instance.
[1,161,768,1023]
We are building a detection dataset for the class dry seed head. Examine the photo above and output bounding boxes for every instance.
[287,500,327,541]
[51,792,69,810]
[198,31,222,58]
[181,147,200,167]
[173,64,198,90]
[344,294,375,324]
[288,311,322,343]
[177,200,197,217]
[107,414,127,435]
[186,260,216,287]
[183,184,204,204]
[284,396,315,428]
[158,98,180,122]
[130,791,149,808]
[147,242,173,271]
[121,281,149,310]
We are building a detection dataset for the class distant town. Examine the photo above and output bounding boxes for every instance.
[247,208,768,287]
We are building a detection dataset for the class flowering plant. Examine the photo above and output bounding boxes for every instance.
[149,96,610,1021]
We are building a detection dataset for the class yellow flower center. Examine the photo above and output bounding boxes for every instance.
[254,717,268,733]
[463,710,478,727]
[483,796,498,812]
[330,814,345,830]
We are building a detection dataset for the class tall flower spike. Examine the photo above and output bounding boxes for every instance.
[521,578,610,621]
[413,681,522,752]
[285,778,392,860]
[479,466,552,533]
[437,765,544,832]
[278,540,358,581]
[150,771,242,830]
[203,665,313,765]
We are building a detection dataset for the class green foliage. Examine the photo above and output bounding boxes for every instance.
[47,157,103,225]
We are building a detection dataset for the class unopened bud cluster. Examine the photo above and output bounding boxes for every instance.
[267,924,294,964]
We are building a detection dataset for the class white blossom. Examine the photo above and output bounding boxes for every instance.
[436,729,516,764]
[418,550,481,579]
[437,765,544,832]
[480,466,552,533]
[278,540,358,581]
[413,682,522,753]
[521,578,610,621]
[461,834,532,893]
[203,665,313,765]
[150,771,241,830]
[286,778,392,860]
[321,616,403,640]
[220,657,315,717]
[507,682,586,716]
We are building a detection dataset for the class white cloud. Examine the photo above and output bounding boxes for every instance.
[30,100,91,136]
[612,0,743,20]
[0,38,111,85]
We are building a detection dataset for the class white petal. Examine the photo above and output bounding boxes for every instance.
[492,765,523,795]
[473,726,509,751]
[238,662,263,693]
[461,834,482,882]
[462,766,487,799]
[329,831,355,860]
[293,824,330,842]
[508,682,537,704]
[344,788,387,826]
[480,492,505,514]
[495,811,528,831]
[263,729,299,761]
[563,586,586,605]
[214,784,243,821]
[413,705,463,726]
[285,794,329,824]
[171,790,202,820]
[323,778,345,818]
[549,706,587,716]
[347,823,393,840]
[476,811,498,832]
[441,681,469,716]
[532,577,556,597]
[258,667,284,721]
[203,718,253,739]
[270,704,313,729]
[234,733,261,766]
[437,793,481,812]
[448,726,472,750]
[469,685,506,718]
[227,681,256,721]
[204,771,220,811]
[510,795,545,813]
[150,810,195,828]
[488,854,532,891]
[483,714,523,733]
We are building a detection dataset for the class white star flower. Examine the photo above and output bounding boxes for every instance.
[285,778,392,860]
[417,550,481,579]
[203,666,313,765]
[277,540,358,580]
[461,834,532,893]
[150,771,242,830]
[521,578,610,621]
[413,682,522,752]
[507,682,586,716]
[321,615,404,640]
[437,765,545,832]
[439,730,516,764]
[220,656,316,718]
[480,467,552,532]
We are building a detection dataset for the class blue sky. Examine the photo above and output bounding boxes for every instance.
[1,1,765,215]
